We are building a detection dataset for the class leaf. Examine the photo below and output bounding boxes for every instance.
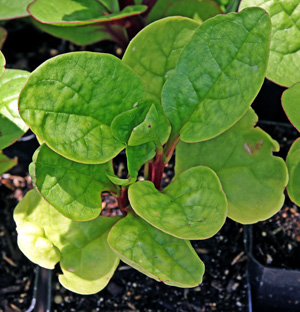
[32,18,127,46]
[31,144,117,221]
[0,28,7,49]
[0,0,31,20]
[162,8,271,144]
[240,0,300,87]
[111,98,171,147]
[282,82,300,132]
[286,138,300,206]
[0,51,5,78]
[175,109,288,224]
[108,212,205,287]
[14,189,121,294]
[19,52,145,164]
[123,17,199,102]
[106,173,136,186]
[129,166,227,239]
[0,152,17,175]
[0,69,30,150]
[28,0,146,26]
[126,142,156,178]
[147,0,223,25]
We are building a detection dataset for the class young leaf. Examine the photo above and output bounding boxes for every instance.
[14,189,121,295]
[240,0,300,87]
[129,166,227,239]
[106,173,136,187]
[0,152,17,175]
[19,52,145,164]
[162,8,271,144]
[282,82,300,132]
[0,69,30,150]
[108,212,205,288]
[111,98,171,147]
[126,142,156,178]
[0,0,31,20]
[286,138,300,206]
[123,17,199,102]
[28,0,146,26]
[147,0,223,24]
[175,109,288,224]
[31,144,117,221]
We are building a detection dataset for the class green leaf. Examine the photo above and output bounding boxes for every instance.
[126,142,156,178]
[175,109,288,224]
[0,69,30,150]
[240,0,300,87]
[0,0,31,20]
[0,152,17,175]
[31,144,117,221]
[147,0,223,25]
[32,19,126,46]
[123,17,199,102]
[106,173,136,186]
[162,8,271,143]
[0,28,7,49]
[0,51,5,77]
[129,166,227,239]
[282,82,300,132]
[28,0,146,26]
[19,52,145,164]
[14,189,121,294]
[286,138,300,206]
[111,98,171,147]
[108,212,204,287]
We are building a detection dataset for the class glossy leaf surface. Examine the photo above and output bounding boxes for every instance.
[176,109,288,224]
[0,152,17,175]
[14,189,120,294]
[123,17,199,102]
[240,0,300,87]
[282,82,300,132]
[147,0,223,24]
[19,52,145,164]
[111,99,170,147]
[108,213,205,287]
[31,144,117,221]
[162,8,271,143]
[28,0,146,26]
[0,0,31,20]
[0,69,29,150]
[286,138,300,206]
[129,166,227,239]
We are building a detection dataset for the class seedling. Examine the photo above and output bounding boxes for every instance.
[14,9,288,294]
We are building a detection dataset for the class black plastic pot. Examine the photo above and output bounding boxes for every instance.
[244,225,300,312]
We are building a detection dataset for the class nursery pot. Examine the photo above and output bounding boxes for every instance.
[244,225,300,312]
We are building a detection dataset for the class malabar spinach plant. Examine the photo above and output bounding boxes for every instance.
[0,52,30,174]
[14,9,288,295]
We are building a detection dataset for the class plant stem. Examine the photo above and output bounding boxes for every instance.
[163,136,180,164]
[117,187,129,216]
[149,150,164,190]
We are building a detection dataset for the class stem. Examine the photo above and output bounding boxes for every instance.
[149,150,164,190]
[117,187,129,216]
[163,136,180,164]
[144,161,149,180]
[141,0,158,17]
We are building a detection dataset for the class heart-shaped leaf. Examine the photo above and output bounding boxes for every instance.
[129,166,227,239]
[14,189,121,294]
[0,69,30,150]
[108,212,205,287]
[28,0,146,26]
[282,82,300,132]
[19,52,145,164]
[111,98,170,147]
[0,152,17,175]
[147,0,223,24]
[162,8,271,144]
[126,142,156,178]
[30,144,118,221]
[123,17,199,102]
[0,0,31,20]
[286,138,300,206]
[240,0,300,87]
[175,109,288,224]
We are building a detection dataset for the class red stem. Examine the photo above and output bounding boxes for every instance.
[117,187,129,216]
[149,151,164,190]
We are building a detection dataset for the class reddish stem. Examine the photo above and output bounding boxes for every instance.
[117,187,129,216]
[149,151,165,190]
